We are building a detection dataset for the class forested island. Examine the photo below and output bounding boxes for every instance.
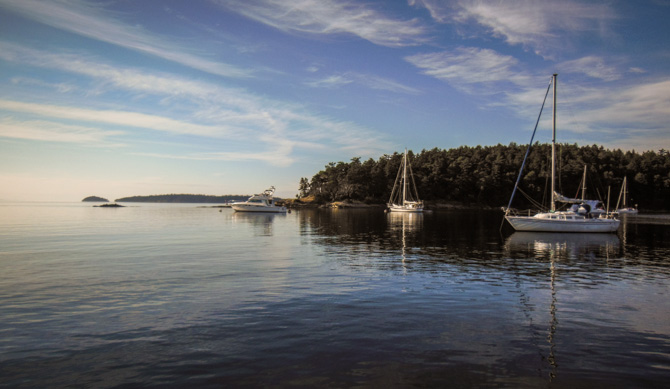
[82,196,109,202]
[296,144,670,211]
[114,194,249,203]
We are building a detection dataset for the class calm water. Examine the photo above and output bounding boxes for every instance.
[1,203,669,388]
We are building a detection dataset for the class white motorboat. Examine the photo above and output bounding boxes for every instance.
[503,74,620,233]
[231,186,287,213]
[387,148,423,213]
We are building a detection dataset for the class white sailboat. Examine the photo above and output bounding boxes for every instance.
[231,186,287,213]
[504,74,620,233]
[615,177,638,214]
[553,165,607,216]
[387,148,423,213]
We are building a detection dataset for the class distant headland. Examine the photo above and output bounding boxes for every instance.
[82,196,109,202]
[112,194,250,203]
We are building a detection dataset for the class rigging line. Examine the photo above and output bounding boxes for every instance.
[505,76,554,213]
[518,187,549,211]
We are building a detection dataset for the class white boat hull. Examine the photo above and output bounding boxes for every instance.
[616,208,638,214]
[231,204,286,213]
[388,204,423,213]
[505,215,620,233]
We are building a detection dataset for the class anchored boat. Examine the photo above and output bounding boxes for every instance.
[387,148,423,213]
[503,74,620,233]
[231,186,287,213]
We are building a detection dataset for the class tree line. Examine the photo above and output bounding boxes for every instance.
[115,194,249,203]
[298,144,670,211]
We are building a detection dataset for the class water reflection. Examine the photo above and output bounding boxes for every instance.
[386,211,424,231]
[386,212,424,273]
[505,232,621,261]
[504,232,621,381]
[231,212,282,236]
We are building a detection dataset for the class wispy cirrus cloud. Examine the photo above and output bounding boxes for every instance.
[0,117,124,145]
[212,0,429,47]
[0,44,392,163]
[0,99,231,138]
[0,0,251,78]
[405,47,531,93]
[503,77,670,151]
[306,72,421,94]
[573,79,670,127]
[413,0,617,57]
[558,56,622,81]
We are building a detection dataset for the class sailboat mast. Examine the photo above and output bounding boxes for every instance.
[551,74,557,212]
[623,177,628,207]
[402,148,408,205]
[581,165,587,200]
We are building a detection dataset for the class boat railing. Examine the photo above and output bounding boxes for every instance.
[503,208,542,217]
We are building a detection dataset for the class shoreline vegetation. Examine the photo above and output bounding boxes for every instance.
[83,143,670,211]
[298,144,670,212]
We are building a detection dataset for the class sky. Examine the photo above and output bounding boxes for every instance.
[1,0,669,201]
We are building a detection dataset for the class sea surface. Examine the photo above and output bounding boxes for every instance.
[1,202,669,388]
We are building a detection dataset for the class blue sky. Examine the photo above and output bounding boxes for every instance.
[1,0,669,201]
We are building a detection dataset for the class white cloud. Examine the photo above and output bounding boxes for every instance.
[578,79,670,127]
[0,44,392,164]
[506,77,670,151]
[0,117,124,145]
[306,75,353,88]
[558,56,622,81]
[213,0,429,47]
[405,47,530,93]
[414,0,617,57]
[307,72,421,94]
[0,0,252,78]
[0,99,231,138]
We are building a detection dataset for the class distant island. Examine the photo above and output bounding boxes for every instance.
[82,196,109,202]
[114,194,250,203]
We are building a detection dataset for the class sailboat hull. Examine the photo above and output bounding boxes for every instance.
[505,215,620,233]
[387,204,423,213]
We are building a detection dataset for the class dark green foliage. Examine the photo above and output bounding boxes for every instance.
[82,196,109,202]
[302,144,670,210]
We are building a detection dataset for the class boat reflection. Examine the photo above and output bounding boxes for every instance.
[504,231,621,381]
[386,211,424,231]
[232,212,283,236]
[387,212,424,272]
[505,232,620,261]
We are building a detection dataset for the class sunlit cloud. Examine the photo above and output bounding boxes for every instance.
[0,44,392,163]
[10,77,78,93]
[0,0,252,78]
[413,0,617,57]
[306,75,353,89]
[307,72,421,94]
[405,47,531,93]
[213,0,429,47]
[0,117,124,145]
[0,99,231,138]
[574,79,670,127]
[506,77,670,151]
[558,56,622,81]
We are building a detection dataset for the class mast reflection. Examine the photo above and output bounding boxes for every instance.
[387,212,424,273]
[504,232,621,381]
